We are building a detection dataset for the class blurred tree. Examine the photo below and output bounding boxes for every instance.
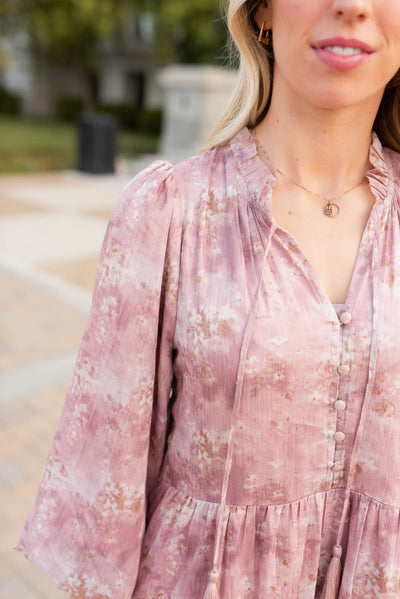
[153,0,229,65]
[0,0,230,108]
[0,0,142,108]
[0,0,229,66]
[0,37,7,70]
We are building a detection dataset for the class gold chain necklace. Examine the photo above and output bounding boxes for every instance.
[253,130,366,218]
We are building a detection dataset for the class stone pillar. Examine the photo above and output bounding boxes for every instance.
[158,65,237,155]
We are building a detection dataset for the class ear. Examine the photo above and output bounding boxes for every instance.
[254,0,272,30]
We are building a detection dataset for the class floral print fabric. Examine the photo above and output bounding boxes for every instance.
[16,128,400,599]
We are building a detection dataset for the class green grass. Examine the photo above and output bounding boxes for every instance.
[0,116,159,173]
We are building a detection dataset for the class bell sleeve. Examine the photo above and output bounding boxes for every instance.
[15,160,182,599]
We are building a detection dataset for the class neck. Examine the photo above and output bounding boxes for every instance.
[256,81,381,196]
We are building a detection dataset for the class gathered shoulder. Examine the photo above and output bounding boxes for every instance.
[386,146,400,183]
[122,159,175,196]
[381,146,400,214]
[172,144,228,187]
[104,160,178,241]
[112,142,234,232]
[119,160,175,212]
[173,144,233,218]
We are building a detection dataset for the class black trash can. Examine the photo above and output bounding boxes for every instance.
[78,113,117,174]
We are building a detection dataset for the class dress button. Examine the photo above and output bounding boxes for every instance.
[340,311,352,325]
[337,364,350,377]
[334,431,345,442]
[334,400,346,411]
[332,464,344,473]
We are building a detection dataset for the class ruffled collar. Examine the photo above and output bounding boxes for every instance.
[229,126,391,210]
[366,131,391,204]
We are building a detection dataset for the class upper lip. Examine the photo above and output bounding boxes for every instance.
[313,37,374,53]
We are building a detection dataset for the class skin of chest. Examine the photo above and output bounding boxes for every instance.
[270,180,376,304]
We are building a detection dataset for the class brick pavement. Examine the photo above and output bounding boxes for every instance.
[0,168,145,598]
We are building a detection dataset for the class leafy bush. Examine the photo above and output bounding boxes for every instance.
[96,103,163,134]
[55,95,84,121]
[0,85,21,115]
[96,102,138,130]
[137,108,163,135]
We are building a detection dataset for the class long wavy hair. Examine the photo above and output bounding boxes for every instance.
[206,0,400,152]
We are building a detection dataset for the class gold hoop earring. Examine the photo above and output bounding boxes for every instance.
[258,22,271,46]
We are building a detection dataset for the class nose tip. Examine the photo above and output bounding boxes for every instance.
[335,9,367,21]
[332,1,371,21]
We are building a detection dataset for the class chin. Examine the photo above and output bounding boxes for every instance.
[308,90,372,112]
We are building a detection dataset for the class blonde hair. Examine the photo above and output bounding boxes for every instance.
[207,0,400,153]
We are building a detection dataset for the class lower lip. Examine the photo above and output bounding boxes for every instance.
[312,47,373,71]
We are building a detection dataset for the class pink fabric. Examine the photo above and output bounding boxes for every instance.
[16,128,400,599]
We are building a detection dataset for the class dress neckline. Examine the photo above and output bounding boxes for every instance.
[229,126,391,214]
[229,126,392,312]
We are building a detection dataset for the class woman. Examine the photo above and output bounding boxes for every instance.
[16,0,400,598]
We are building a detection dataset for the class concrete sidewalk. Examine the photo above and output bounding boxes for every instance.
[0,166,149,598]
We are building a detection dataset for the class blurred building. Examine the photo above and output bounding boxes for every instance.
[0,12,161,118]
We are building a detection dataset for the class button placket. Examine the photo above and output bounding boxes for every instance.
[340,311,352,325]
[332,463,344,473]
[337,364,350,377]
[332,308,353,480]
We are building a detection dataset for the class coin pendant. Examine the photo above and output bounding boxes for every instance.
[324,202,340,218]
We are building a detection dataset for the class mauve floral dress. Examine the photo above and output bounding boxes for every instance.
[16,127,400,599]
